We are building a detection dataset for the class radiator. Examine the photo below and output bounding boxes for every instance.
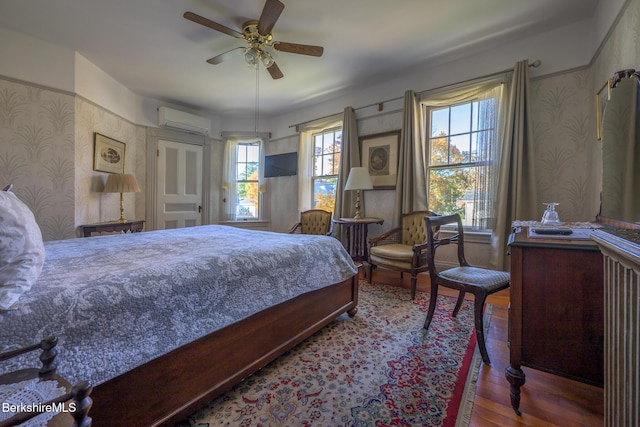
[592,229,640,427]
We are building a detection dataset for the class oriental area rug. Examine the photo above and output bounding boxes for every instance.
[178,280,490,427]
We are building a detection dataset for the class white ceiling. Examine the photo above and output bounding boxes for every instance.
[0,0,600,118]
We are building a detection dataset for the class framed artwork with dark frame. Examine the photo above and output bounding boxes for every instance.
[94,133,125,174]
[596,78,611,141]
[360,130,400,189]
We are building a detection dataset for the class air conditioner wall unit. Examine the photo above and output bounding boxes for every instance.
[158,106,211,135]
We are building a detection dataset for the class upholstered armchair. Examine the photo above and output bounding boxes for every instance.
[368,210,440,299]
[288,209,334,236]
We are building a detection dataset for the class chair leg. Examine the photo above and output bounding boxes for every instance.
[473,291,491,365]
[423,281,439,330]
[452,290,466,317]
[410,272,417,300]
[368,264,374,284]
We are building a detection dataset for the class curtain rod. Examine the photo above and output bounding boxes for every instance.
[289,59,541,130]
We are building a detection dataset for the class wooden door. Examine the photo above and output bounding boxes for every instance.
[156,140,203,229]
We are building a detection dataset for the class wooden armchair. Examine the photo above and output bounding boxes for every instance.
[368,210,440,299]
[0,336,92,427]
[288,209,334,236]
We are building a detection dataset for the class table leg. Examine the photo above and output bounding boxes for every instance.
[505,365,526,416]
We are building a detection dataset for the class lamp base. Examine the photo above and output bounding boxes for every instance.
[116,192,127,222]
[353,190,363,220]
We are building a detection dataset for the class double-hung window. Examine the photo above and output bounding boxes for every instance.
[311,127,342,211]
[223,136,263,221]
[235,142,261,219]
[424,80,504,229]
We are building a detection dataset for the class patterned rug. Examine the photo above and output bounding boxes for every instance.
[178,280,488,427]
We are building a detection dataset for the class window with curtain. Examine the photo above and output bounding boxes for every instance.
[235,142,261,219]
[423,79,504,230]
[222,135,265,221]
[311,126,342,212]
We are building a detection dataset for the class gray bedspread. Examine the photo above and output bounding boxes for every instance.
[0,225,357,386]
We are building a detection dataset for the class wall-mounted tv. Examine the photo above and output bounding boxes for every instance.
[264,152,298,177]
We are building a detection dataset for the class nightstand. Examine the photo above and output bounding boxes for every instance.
[81,220,145,237]
[332,217,384,262]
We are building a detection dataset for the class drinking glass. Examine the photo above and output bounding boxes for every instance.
[541,203,561,225]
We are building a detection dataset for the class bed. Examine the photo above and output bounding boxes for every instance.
[0,224,359,426]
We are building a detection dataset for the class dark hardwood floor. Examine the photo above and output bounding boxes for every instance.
[363,268,604,427]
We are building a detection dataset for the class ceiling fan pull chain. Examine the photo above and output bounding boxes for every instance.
[255,65,260,133]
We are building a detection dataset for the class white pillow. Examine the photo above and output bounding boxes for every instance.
[0,186,45,310]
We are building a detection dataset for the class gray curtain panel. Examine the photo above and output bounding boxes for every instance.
[490,60,539,270]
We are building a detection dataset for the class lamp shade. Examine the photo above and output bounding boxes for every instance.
[103,173,140,193]
[344,167,373,191]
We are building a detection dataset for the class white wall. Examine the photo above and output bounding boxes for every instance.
[267,17,595,140]
[593,0,629,52]
[74,53,148,125]
[0,26,75,92]
[0,26,222,133]
[0,1,626,139]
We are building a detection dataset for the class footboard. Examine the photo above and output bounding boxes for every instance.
[89,275,358,426]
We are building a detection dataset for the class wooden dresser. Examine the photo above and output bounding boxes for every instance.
[505,226,604,415]
[81,219,145,237]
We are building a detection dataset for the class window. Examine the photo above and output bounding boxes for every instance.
[234,142,261,219]
[424,83,503,229]
[311,127,342,211]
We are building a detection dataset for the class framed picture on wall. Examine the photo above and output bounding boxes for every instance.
[360,130,400,189]
[94,133,125,174]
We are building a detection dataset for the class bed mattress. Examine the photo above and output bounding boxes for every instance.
[0,225,357,386]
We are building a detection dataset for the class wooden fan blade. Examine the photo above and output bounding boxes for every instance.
[206,47,244,65]
[273,41,324,57]
[266,62,284,79]
[184,11,243,39]
[257,0,285,36]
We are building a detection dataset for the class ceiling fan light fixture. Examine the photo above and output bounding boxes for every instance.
[260,50,275,68]
[244,47,259,68]
[185,1,324,80]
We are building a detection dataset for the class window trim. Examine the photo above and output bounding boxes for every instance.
[421,80,504,231]
[222,133,267,222]
[234,141,261,220]
[310,126,342,211]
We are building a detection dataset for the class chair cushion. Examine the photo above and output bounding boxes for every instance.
[440,266,510,292]
[370,244,426,270]
[0,187,45,310]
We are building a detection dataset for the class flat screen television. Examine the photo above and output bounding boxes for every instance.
[264,152,298,177]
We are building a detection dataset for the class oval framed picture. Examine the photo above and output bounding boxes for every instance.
[360,130,399,188]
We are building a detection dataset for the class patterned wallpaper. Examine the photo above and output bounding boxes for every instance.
[0,79,75,240]
[0,0,638,240]
[74,98,145,233]
[529,68,599,222]
[0,78,145,241]
[528,0,639,223]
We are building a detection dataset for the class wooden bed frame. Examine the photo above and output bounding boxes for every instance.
[88,275,358,426]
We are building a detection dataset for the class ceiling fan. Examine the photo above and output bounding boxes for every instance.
[184,0,324,80]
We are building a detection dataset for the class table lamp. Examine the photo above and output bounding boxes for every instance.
[103,173,140,222]
[344,167,373,220]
